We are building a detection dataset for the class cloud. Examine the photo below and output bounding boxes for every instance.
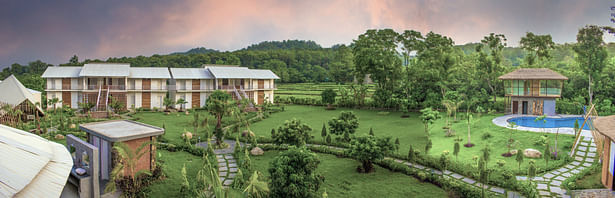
[0,0,613,68]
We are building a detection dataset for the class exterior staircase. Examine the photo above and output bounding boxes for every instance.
[95,85,109,111]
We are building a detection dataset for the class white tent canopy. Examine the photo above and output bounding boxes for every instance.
[0,124,73,197]
[0,75,43,114]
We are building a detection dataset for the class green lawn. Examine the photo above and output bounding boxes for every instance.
[573,164,604,189]
[252,150,449,198]
[131,110,254,145]
[145,150,204,198]
[247,105,575,173]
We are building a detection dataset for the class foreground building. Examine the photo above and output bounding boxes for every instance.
[498,68,568,116]
[0,124,72,197]
[42,63,278,111]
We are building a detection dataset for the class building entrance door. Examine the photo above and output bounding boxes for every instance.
[522,101,528,114]
[512,101,518,114]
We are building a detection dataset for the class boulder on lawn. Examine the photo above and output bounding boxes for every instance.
[250,147,264,156]
[523,149,542,158]
[69,124,77,129]
[182,132,193,140]
[510,150,518,155]
[55,134,65,140]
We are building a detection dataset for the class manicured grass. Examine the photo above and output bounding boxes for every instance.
[276,82,376,99]
[247,105,575,173]
[131,110,254,145]
[574,165,604,189]
[145,150,204,198]
[252,150,449,198]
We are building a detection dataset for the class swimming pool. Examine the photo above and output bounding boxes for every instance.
[507,116,590,130]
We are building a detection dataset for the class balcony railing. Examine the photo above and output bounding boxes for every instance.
[86,85,126,90]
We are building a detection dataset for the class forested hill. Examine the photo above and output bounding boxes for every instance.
[4,39,615,90]
[244,40,322,51]
[171,47,218,55]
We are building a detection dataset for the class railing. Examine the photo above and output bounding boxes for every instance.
[87,85,125,90]
[218,85,244,90]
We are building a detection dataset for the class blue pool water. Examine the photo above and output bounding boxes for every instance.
[507,116,590,130]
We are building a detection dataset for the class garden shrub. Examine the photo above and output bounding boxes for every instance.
[481,132,492,140]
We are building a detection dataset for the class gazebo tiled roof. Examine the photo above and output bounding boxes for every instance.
[498,68,568,80]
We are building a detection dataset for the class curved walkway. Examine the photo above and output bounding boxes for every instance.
[519,137,597,198]
[196,139,244,187]
[492,114,592,137]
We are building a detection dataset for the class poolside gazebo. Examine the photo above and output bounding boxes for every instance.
[499,68,568,116]
[79,120,163,181]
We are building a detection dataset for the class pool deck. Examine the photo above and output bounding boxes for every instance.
[492,114,593,137]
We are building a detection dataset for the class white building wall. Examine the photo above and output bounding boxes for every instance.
[186,80,192,90]
[151,93,165,109]
[54,79,62,90]
[135,79,142,90]
[135,92,142,108]
[70,79,78,90]
[71,92,78,108]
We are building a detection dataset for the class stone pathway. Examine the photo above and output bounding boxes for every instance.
[196,138,242,187]
[216,153,238,187]
[517,136,597,198]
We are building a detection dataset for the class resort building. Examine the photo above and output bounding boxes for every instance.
[42,63,279,111]
[42,63,170,111]
[499,68,568,116]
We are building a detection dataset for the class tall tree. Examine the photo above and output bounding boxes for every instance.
[269,147,323,198]
[352,29,402,89]
[69,55,79,65]
[398,30,424,66]
[476,33,507,103]
[206,90,234,145]
[573,25,609,105]
[347,135,394,173]
[519,32,555,66]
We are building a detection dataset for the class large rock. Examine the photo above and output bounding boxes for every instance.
[182,132,193,140]
[69,124,77,129]
[250,147,264,156]
[524,149,542,158]
[510,150,518,155]
[55,134,65,140]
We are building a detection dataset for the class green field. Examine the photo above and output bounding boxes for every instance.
[275,83,377,99]
[145,150,204,198]
[245,105,574,172]
[252,151,450,198]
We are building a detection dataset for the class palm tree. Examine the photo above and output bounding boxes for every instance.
[78,102,95,113]
[163,97,175,111]
[206,91,233,146]
[105,141,153,194]
[176,98,188,111]
[47,98,60,112]
[244,171,269,198]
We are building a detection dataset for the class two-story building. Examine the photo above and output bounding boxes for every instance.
[42,63,170,110]
[42,63,279,111]
[498,68,568,115]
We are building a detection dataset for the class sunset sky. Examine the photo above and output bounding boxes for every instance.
[1,0,613,68]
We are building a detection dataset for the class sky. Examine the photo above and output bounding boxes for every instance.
[1,0,614,68]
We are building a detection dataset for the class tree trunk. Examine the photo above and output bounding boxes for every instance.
[589,75,592,105]
[487,79,496,103]
[362,160,374,173]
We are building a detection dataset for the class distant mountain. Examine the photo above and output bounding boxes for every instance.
[244,40,322,51]
[171,47,219,55]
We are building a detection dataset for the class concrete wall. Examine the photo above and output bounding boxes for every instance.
[543,99,556,116]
